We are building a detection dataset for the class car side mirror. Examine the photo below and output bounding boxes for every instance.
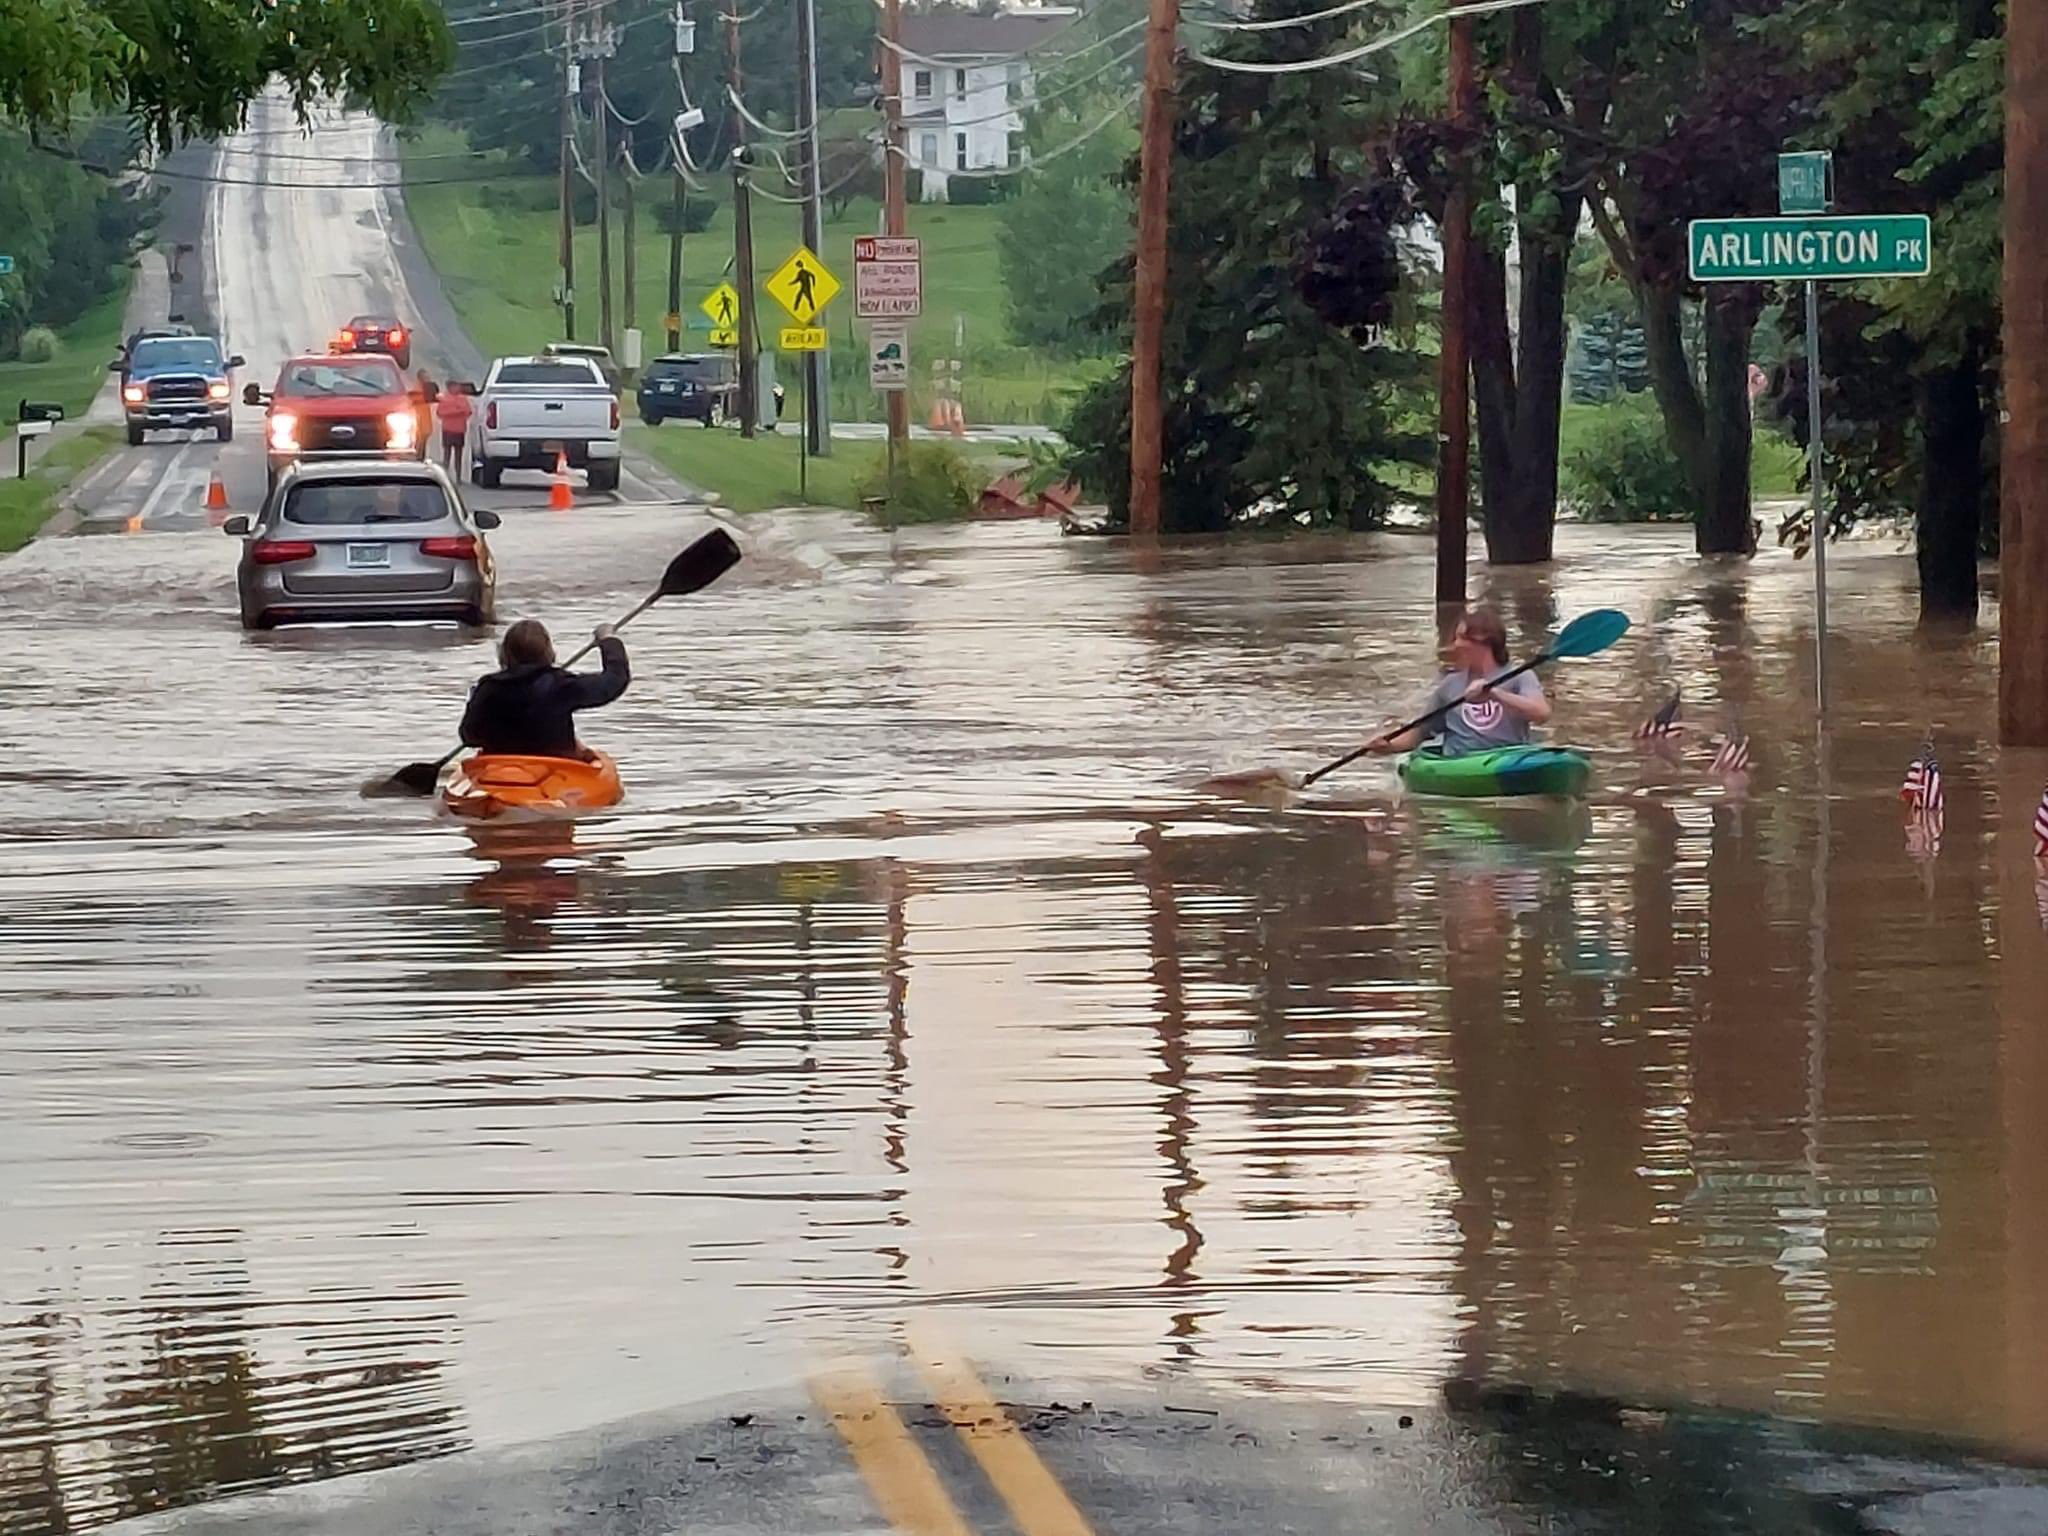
[242,384,264,406]
[228,354,246,369]
[108,358,124,371]
[473,509,502,531]
[222,515,251,537]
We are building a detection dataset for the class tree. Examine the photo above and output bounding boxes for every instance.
[0,126,157,356]
[1062,18,1431,532]
[2,0,455,149]
[1513,0,1824,557]
[998,86,1136,354]
[1760,0,2003,621]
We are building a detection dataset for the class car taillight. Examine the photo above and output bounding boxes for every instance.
[251,539,317,564]
[339,329,355,346]
[609,400,620,430]
[420,535,479,561]
[485,401,497,430]
[389,327,406,346]
[122,384,145,403]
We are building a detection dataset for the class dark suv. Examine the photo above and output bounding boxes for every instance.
[636,353,785,426]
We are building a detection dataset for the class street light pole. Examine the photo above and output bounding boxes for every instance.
[796,0,831,456]
[2004,0,2048,744]
[725,0,759,438]
[880,0,909,477]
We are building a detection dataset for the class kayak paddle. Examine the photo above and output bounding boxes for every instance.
[1204,607,1631,793]
[1296,607,1631,788]
[366,526,744,798]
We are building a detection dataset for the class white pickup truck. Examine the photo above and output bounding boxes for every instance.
[472,355,623,492]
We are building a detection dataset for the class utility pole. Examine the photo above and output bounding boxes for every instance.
[796,0,831,456]
[880,0,909,476]
[668,165,686,353]
[559,0,578,341]
[595,35,615,356]
[2004,0,2048,745]
[726,0,759,437]
[1126,0,1179,539]
[1434,14,1476,609]
[622,157,638,358]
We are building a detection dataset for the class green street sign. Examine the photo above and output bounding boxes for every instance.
[1778,151,1831,215]
[1688,215,1932,282]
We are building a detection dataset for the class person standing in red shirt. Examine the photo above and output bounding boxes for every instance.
[435,382,475,472]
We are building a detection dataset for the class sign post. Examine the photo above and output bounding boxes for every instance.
[1689,161,1933,714]
[766,246,842,503]
[855,237,921,489]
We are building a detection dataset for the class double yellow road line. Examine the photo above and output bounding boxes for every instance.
[812,1330,1095,1536]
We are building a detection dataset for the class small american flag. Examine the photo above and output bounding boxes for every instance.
[2033,784,2048,858]
[2036,861,2048,933]
[1901,743,1945,821]
[1710,733,1752,776]
[1633,692,1683,739]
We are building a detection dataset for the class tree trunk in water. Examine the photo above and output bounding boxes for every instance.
[1469,246,1518,547]
[1916,347,1985,622]
[1696,290,1760,556]
[1639,282,1711,501]
[1497,198,1577,565]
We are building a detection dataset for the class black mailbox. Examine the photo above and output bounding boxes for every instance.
[17,400,65,424]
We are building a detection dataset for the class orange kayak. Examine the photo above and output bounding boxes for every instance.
[442,752,624,821]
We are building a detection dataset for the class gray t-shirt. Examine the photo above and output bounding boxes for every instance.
[1425,669,1545,757]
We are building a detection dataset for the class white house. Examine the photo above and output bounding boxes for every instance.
[898,7,1075,202]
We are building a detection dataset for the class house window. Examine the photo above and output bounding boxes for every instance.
[920,132,939,165]
[1006,136,1021,169]
[953,68,968,98]
[954,132,969,170]
[913,69,932,99]
[1006,61,1026,103]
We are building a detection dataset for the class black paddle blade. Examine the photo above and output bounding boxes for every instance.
[660,528,742,597]
[364,760,447,798]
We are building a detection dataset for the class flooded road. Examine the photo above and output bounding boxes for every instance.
[4,514,2048,1531]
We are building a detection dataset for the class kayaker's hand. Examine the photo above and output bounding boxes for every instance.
[593,624,617,643]
[1363,734,1397,756]
[1462,679,1494,705]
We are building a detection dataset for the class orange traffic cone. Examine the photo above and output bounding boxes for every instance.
[948,398,968,439]
[928,397,947,431]
[205,473,229,512]
[547,453,574,512]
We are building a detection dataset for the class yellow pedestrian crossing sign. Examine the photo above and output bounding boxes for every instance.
[779,326,827,351]
[708,326,739,348]
[700,282,740,330]
[765,246,840,324]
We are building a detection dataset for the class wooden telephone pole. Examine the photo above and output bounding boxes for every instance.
[880,0,909,469]
[559,0,578,340]
[726,0,759,437]
[1434,15,1476,609]
[2004,0,2048,744]
[1126,0,1179,539]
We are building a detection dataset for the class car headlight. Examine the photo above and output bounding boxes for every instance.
[208,380,231,401]
[385,409,418,450]
[268,413,299,452]
[122,384,145,404]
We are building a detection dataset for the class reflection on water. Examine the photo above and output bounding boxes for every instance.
[3,512,2047,1526]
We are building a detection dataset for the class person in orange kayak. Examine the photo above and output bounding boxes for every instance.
[460,619,629,759]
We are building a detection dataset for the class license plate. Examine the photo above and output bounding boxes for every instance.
[658,382,677,392]
[346,543,389,568]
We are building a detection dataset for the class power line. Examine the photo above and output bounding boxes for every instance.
[880,14,1149,73]
[1183,0,1387,32]
[1187,0,1549,73]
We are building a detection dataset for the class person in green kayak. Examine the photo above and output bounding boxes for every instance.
[1363,606,1551,759]
[460,618,629,760]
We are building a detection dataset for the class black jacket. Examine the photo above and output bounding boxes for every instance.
[459,637,629,757]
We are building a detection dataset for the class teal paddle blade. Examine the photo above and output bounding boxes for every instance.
[1547,608,1631,659]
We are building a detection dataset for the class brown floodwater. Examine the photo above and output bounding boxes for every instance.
[4,511,2047,1531]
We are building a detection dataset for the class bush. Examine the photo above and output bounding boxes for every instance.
[943,174,1016,207]
[16,326,59,364]
[479,180,558,214]
[858,442,988,523]
[654,195,717,236]
[1560,397,1696,523]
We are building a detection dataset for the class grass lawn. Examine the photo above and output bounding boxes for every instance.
[0,278,132,423]
[629,423,874,514]
[0,426,123,553]
[399,131,1088,428]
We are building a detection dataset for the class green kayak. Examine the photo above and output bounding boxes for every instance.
[1399,745,1593,800]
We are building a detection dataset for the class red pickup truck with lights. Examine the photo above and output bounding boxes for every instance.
[244,354,423,494]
